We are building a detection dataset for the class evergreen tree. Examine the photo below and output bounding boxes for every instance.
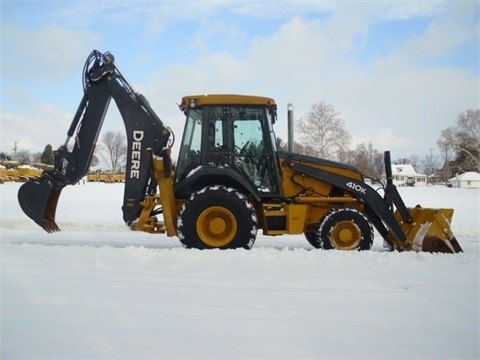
[41,144,54,165]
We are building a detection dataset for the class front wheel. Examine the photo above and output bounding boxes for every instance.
[316,207,373,250]
[177,186,258,249]
[304,232,319,248]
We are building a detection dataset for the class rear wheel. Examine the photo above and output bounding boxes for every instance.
[177,186,257,249]
[316,207,373,250]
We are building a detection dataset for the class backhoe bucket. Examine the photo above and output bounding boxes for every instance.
[18,175,63,232]
[394,206,463,253]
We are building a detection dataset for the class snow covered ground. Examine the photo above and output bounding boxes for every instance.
[1,182,479,359]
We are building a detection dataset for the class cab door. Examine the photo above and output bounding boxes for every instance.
[231,107,280,195]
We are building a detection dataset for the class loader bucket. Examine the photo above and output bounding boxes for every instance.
[18,175,63,232]
[394,206,463,253]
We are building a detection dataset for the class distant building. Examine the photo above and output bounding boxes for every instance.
[448,172,480,188]
[390,164,427,187]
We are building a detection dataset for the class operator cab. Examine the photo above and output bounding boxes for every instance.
[175,94,281,197]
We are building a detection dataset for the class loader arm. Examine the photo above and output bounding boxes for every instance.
[283,158,408,244]
[18,50,173,231]
[282,152,462,253]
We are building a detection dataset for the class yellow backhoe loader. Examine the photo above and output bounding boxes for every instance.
[18,50,462,253]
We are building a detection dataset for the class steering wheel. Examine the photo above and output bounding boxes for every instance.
[236,141,250,155]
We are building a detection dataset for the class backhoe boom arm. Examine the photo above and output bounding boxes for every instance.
[18,50,173,230]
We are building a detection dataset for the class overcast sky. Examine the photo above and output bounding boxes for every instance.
[1,0,478,161]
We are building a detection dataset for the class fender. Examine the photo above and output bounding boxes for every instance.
[174,165,261,203]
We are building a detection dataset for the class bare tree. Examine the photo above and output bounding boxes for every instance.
[99,130,127,171]
[15,150,32,164]
[276,136,321,155]
[408,155,421,171]
[438,109,480,173]
[456,109,480,171]
[32,151,43,163]
[421,152,440,185]
[393,157,409,165]
[0,152,11,161]
[90,154,100,169]
[437,127,456,182]
[347,142,384,179]
[296,101,351,160]
[275,137,287,151]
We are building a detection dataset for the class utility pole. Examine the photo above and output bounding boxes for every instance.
[12,141,18,157]
[428,148,433,186]
[444,147,449,185]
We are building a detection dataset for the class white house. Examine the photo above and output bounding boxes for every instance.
[448,172,480,188]
[390,164,427,187]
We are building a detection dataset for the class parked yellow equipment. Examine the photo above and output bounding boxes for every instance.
[87,171,125,183]
[0,165,6,183]
[0,161,44,181]
[1,161,21,181]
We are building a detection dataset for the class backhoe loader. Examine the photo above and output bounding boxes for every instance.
[18,50,462,253]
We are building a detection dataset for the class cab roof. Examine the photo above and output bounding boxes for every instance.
[181,94,276,107]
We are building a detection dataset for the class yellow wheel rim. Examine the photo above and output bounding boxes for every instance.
[196,206,237,247]
[330,220,361,250]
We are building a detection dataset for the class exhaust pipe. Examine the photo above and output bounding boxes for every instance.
[287,103,294,152]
